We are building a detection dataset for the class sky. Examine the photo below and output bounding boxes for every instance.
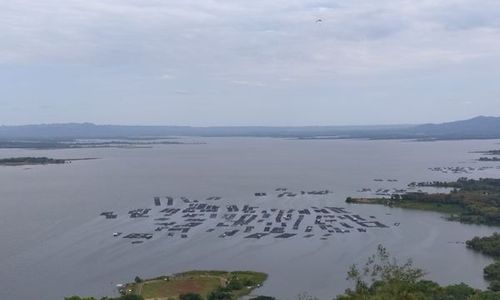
[1,0,500,126]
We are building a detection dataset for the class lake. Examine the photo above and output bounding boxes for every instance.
[0,138,499,300]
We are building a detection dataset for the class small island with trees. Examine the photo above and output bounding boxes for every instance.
[479,157,500,162]
[0,157,67,166]
[0,157,96,166]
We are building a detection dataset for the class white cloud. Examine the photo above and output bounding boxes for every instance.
[160,74,175,80]
[230,80,267,87]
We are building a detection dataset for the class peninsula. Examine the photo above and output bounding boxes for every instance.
[120,270,265,300]
[346,178,500,225]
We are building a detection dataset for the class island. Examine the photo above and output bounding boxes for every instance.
[478,150,500,156]
[479,157,500,162]
[0,157,96,166]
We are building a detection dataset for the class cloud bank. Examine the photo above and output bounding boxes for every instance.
[1,0,500,125]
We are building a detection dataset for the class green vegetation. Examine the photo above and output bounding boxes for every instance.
[134,276,143,283]
[336,245,500,300]
[484,262,500,287]
[0,156,98,166]
[479,157,500,162]
[478,150,500,156]
[347,178,500,225]
[180,293,204,300]
[67,254,500,300]
[65,295,144,300]
[121,270,267,300]
[466,233,500,291]
[467,233,500,257]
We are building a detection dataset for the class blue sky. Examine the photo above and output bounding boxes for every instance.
[1,0,500,126]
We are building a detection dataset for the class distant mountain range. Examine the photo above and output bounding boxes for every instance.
[0,116,499,140]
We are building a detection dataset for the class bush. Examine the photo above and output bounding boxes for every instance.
[249,297,276,300]
[243,279,255,286]
[207,288,232,300]
[484,262,500,282]
[227,278,244,290]
[179,293,204,300]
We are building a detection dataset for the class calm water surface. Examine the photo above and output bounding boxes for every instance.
[0,138,499,299]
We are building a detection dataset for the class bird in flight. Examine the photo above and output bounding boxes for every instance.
[316,18,323,23]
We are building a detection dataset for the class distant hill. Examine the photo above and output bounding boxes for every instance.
[0,123,411,139]
[0,116,499,140]
[409,116,500,139]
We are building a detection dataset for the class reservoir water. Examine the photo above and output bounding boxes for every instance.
[0,138,499,299]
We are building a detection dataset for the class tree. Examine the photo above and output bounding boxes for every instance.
[180,293,204,300]
[227,278,244,290]
[249,296,276,300]
[118,295,145,300]
[207,288,232,300]
[336,245,500,299]
[338,244,426,299]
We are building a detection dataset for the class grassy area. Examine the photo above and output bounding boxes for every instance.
[140,276,221,299]
[124,270,267,300]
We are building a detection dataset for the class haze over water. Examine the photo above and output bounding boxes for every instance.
[0,138,499,300]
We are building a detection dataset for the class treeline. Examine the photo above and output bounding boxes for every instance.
[179,277,267,300]
[178,290,275,300]
[479,157,500,162]
[65,295,143,300]
[66,293,273,300]
[0,156,66,165]
[467,233,500,257]
[392,178,500,225]
[480,150,500,156]
[467,233,500,291]
[409,178,500,191]
[335,245,500,300]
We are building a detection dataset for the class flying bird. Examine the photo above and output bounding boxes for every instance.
[316,18,323,23]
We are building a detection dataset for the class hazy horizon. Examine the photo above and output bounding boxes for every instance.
[1,115,498,128]
[0,120,422,128]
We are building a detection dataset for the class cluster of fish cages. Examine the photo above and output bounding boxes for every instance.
[100,211,117,219]
[373,179,398,182]
[357,187,409,196]
[100,189,393,244]
[428,166,498,174]
[128,208,150,218]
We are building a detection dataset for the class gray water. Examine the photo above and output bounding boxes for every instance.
[0,138,499,300]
